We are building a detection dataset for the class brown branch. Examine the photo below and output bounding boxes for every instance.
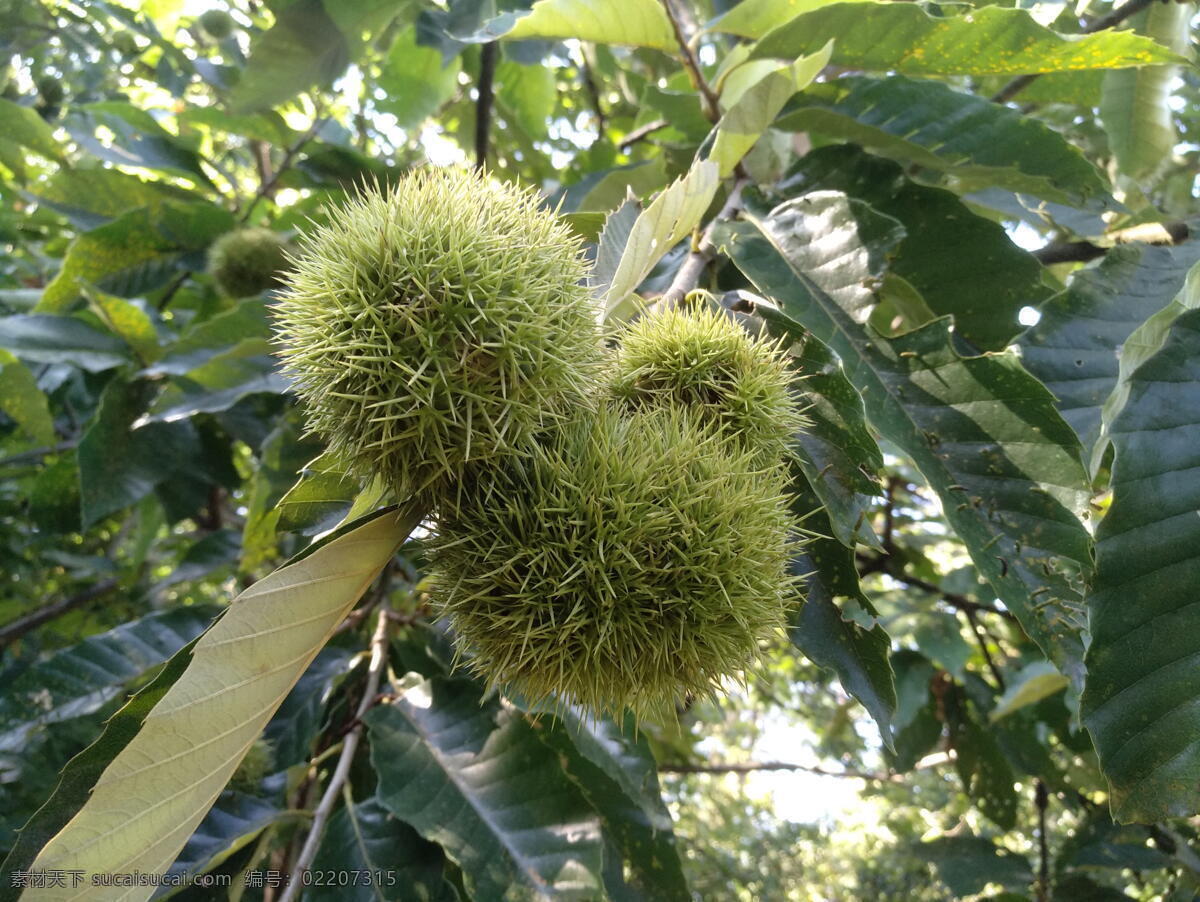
[1035,780,1051,902]
[475,41,498,170]
[659,760,897,781]
[1033,221,1190,265]
[656,178,750,311]
[578,48,607,135]
[619,118,669,150]
[857,553,1018,622]
[991,0,1160,103]
[239,109,327,225]
[660,0,721,122]
[963,606,1007,691]
[0,579,121,651]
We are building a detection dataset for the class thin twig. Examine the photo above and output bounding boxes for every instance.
[0,579,121,651]
[858,554,1018,622]
[656,178,750,311]
[991,0,1159,103]
[475,42,498,170]
[1032,220,1190,265]
[658,760,897,781]
[660,0,721,122]
[239,109,327,225]
[963,607,1007,692]
[0,440,75,468]
[279,606,392,901]
[619,118,669,150]
[1035,780,1050,902]
[578,47,607,135]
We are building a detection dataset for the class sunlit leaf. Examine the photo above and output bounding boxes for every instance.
[24,507,420,896]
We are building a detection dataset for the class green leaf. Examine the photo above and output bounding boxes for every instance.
[148,299,272,376]
[230,0,411,114]
[38,203,232,314]
[264,645,354,769]
[0,607,217,754]
[145,346,288,423]
[167,792,281,887]
[709,0,868,38]
[525,709,690,901]
[748,3,1186,76]
[0,314,131,372]
[1081,308,1200,822]
[778,75,1109,208]
[1096,258,1200,470]
[496,59,556,140]
[789,478,896,746]
[310,799,456,901]
[505,0,676,50]
[989,662,1069,723]
[366,674,604,901]
[1019,242,1200,456]
[1100,2,1194,185]
[26,169,198,231]
[0,98,65,162]
[720,208,1093,697]
[602,160,720,318]
[72,102,212,185]
[923,836,1032,897]
[785,327,884,549]
[25,507,420,887]
[77,376,197,527]
[590,197,640,301]
[709,44,831,178]
[376,25,461,130]
[772,145,1053,351]
[83,288,161,365]
[0,633,201,902]
[277,453,359,535]
[0,350,55,445]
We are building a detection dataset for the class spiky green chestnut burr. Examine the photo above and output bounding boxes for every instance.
[198,9,235,39]
[207,227,290,298]
[610,304,803,469]
[431,405,799,720]
[272,168,603,501]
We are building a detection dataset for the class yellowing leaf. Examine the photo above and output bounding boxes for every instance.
[749,3,1187,76]
[507,0,676,50]
[0,349,55,445]
[24,507,421,900]
[602,160,720,319]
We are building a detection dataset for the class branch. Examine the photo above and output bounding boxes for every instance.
[279,606,391,901]
[619,118,669,151]
[962,606,1007,691]
[991,0,1159,103]
[239,109,327,225]
[578,47,607,135]
[475,41,498,170]
[1033,220,1190,265]
[660,0,721,122]
[857,553,1018,622]
[1035,780,1050,902]
[0,578,121,651]
[0,440,75,469]
[658,760,897,781]
[656,178,750,311]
